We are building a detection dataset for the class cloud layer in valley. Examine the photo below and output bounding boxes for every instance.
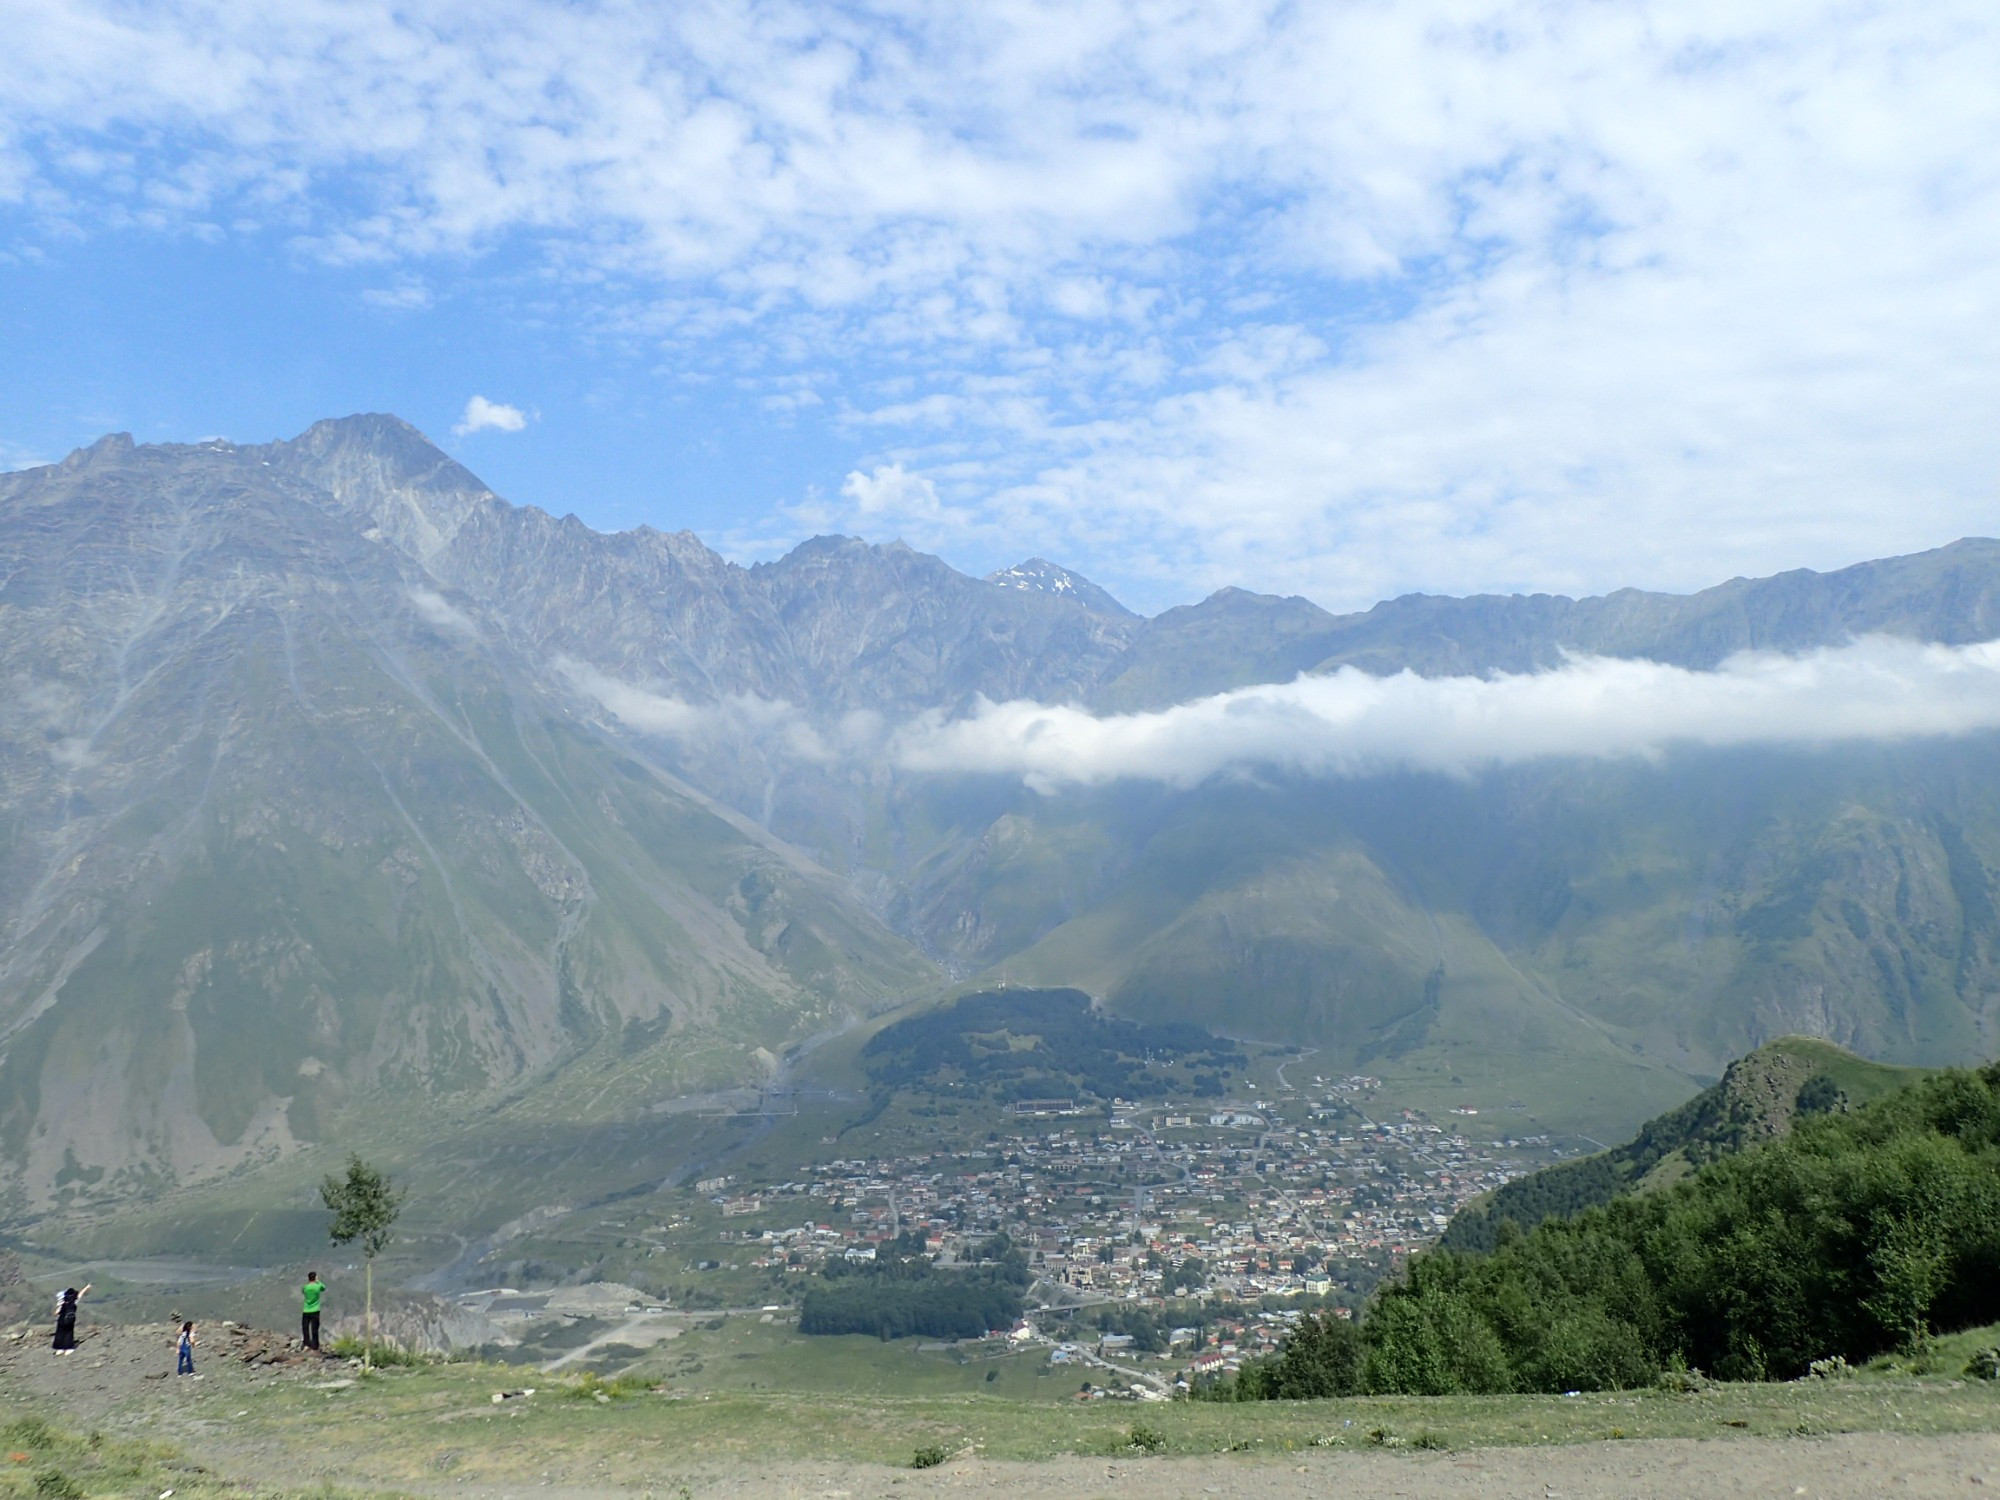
[557,658,871,765]
[896,638,2000,790]
[6,2,1998,609]
[572,637,2000,793]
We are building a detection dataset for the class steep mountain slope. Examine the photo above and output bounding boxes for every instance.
[860,737,2000,1111]
[0,434,935,1210]
[267,416,1142,715]
[262,422,2000,1073]
[7,413,2000,1217]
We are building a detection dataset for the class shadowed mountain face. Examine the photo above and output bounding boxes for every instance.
[5,413,2000,1207]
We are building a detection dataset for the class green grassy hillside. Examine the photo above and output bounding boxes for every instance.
[1441,1037,1925,1250]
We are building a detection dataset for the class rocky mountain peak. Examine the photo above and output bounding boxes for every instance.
[986,557,1132,617]
[266,413,495,566]
[59,432,136,470]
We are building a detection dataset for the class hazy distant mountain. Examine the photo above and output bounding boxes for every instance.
[4,413,1999,1211]
[0,430,934,1211]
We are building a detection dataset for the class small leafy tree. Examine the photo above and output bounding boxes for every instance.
[1267,1310,1362,1398]
[321,1155,404,1371]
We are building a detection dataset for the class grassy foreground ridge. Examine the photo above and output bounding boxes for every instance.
[3,1336,2000,1494]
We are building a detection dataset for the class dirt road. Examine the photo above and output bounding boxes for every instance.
[693,1433,1999,1499]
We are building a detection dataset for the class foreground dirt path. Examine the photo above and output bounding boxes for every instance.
[543,1433,1998,1499]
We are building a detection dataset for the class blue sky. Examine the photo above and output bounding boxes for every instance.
[4,0,1998,616]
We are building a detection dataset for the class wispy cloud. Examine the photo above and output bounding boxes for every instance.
[0,439,54,473]
[362,280,433,312]
[558,657,866,764]
[407,587,478,637]
[453,396,527,436]
[8,2,1999,608]
[892,638,2000,790]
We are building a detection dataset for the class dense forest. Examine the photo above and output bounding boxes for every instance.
[799,1231,1031,1341]
[1225,1064,2000,1397]
[1442,1044,1880,1253]
[861,988,1246,1102]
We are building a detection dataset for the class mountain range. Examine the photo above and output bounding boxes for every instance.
[4,414,1999,1213]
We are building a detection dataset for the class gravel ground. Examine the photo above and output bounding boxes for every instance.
[3,1318,336,1415]
[677,1433,2000,1499]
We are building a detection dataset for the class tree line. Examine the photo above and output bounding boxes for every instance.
[800,1231,1031,1341]
[860,987,1245,1104]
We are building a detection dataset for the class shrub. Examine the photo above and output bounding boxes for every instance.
[1966,1348,2000,1381]
[326,1334,429,1367]
[1127,1424,1165,1454]
[1361,1286,1512,1395]
[2,1419,56,1451]
[910,1444,950,1469]
[562,1372,650,1402]
[1265,1312,1361,1398]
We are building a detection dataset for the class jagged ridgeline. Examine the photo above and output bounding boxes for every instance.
[1441,1038,1926,1251]
[9,414,2000,1215]
[859,988,1248,1102]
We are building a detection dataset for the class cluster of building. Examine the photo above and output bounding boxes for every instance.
[689,1078,1566,1386]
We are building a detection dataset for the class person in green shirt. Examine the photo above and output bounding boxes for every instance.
[301,1271,325,1351]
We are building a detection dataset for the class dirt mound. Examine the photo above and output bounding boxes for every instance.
[0,1317,340,1425]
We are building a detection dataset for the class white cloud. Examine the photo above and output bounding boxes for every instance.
[558,658,835,762]
[452,396,527,436]
[362,280,433,311]
[562,636,2000,794]
[406,587,477,637]
[841,463,939,518]
[891,637,2000,791]
[7,2,2000,608]
[0,439,53,473]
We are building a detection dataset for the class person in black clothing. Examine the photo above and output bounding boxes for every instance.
[52,1284,89,1353]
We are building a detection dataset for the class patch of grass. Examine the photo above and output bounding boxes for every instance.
[325,1334,432,1368]
[0,1418,204,1500]
[0,1421,56,1453]
[172,1352,2000,1479]
[560,1371,654,1402]
[8,1339,2000,1492]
